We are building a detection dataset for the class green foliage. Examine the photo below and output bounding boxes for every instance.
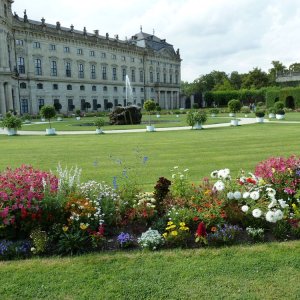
[209,108,219,115]
[0,115,22,130]
[242,67,269,89]
[228,99,242,113]
[241,106,251,114]
[274,101,285,111]
[255,110,265,117]
[186,110,207,127]
[94,117,105,129]
[143,100,156,125]
[40,105,56,129]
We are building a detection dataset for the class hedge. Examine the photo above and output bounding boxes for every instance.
[266,87,300,108]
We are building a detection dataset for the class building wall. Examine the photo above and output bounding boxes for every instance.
[0,1,181,115]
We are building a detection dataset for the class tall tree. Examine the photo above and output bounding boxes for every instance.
[268,61,287,84]
[229,71,243,90]
[289,62,300,73]
[242,68,269,89]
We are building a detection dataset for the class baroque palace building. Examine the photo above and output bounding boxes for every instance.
[0,0,181,115]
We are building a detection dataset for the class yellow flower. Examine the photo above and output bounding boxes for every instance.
[166,224,176,230]
[171,230,178,236]
[80,223,88,230]
[272,168,275,173]
[62,226,69,232]
[180,226,189,231]
[179,222,186,227]
[162,233,168,239]
[167,221,173,226]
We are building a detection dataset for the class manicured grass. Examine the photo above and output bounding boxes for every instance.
[1,123,300,189]
[20,115,231,131]
[0,241,299,299]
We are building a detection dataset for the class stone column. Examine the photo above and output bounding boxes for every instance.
[0,83,6,115]
[6,82,13,111]
[13,85,19,114]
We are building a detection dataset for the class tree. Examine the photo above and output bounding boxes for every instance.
[289,62,300,73]
[143,99,156,125]
[53,102,62,112]
[242,68,269,89]
[268,61,287,85]
[213,78,234,91]
[84,102,91,112]
[40,105,56,129]
[229,71,243,90]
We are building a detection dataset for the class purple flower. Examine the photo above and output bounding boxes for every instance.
[117,232,133,246]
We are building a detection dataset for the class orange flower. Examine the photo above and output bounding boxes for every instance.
[211,226,217,232]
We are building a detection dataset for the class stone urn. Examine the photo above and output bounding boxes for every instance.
[46,128,56,135]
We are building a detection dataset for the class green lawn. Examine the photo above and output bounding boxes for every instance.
[0,241,299,299]
[20,115,231,131]
[1,123,300,190]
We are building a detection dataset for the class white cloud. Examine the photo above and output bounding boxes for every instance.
[12,0,300,82]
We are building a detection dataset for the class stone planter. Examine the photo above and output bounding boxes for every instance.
[276,114,285,120]
[46,128,56,135]
[268,113,275,119]
[211,113,216,117]
[6,128,17,136]
[229,113,235,117]
[176,115,179,118]
[256,117,264,123]
[230,119,239,126]
[156,114,160,118]
[41,118,46,122]
[57,117,63,121]
[192,122,202,130]
[76,116,81,120]
[244,114,248,118]
[146,125,155,132]
[95,128,103,134]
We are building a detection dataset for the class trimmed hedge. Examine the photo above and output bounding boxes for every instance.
[266,87,300,108]
[204,89,266,107]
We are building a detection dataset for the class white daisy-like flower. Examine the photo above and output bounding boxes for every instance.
[241,205,249,212]
[210,170,218,178]
[268,198,277,209]
[265,210,276,223]
[227,192,234,200]
[252,208,262,218]
[274,209,284,221]
[278,199,289,208]
[266,187,276,197]
[233,191,242,200]
[218,168,230,180]
[184,168,189,172]
[172,174,176,179]
[243,192,250,199]
[250,191,260,200]
[180,174,185,179]
[173,166,179,169]
[214,180,225,191]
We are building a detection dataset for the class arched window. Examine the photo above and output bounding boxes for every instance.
[20,82,27,89]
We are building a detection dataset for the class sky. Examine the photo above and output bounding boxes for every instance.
[11,0,300,82]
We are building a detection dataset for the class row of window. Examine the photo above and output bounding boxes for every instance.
[20,82,149,93]
[15,40,180,70]
[17,57,179,83]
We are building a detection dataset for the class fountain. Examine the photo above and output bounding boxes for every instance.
[125,75,133,106]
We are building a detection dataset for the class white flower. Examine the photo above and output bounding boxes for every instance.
[184,169,189,172]
[173,166,179,169]
[252,208,262,218]
[227,192,234,200]
[268,198,277,209]
[180,174,185,179]
[172,174,176,179]
[274,209,284,221]
[250,191,260,200]
[278,199,289,208]
[265,210,276,223]
[214,180,225,191]
[266,187,276,197]
[243,192,250,199]
[210,170,218,178]
[218,168,230,180]
[241,205,249,212]
[233,191,242,200]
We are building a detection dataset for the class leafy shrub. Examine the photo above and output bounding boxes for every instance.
[241,106,251,114]
[255,110,265,117]
[207,224,242,246]
[228,99,242,113]
[138,228,164,250]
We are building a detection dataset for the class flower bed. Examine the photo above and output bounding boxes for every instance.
[0,156,299,259]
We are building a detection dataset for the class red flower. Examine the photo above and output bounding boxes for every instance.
[195,222,207,238]
[193,216,199,222]
[246,177,256,184]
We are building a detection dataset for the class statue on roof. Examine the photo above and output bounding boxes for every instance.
[176,48,180,56]
[23,9,28,22]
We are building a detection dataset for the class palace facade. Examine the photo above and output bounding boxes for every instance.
[0,0,181,115]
